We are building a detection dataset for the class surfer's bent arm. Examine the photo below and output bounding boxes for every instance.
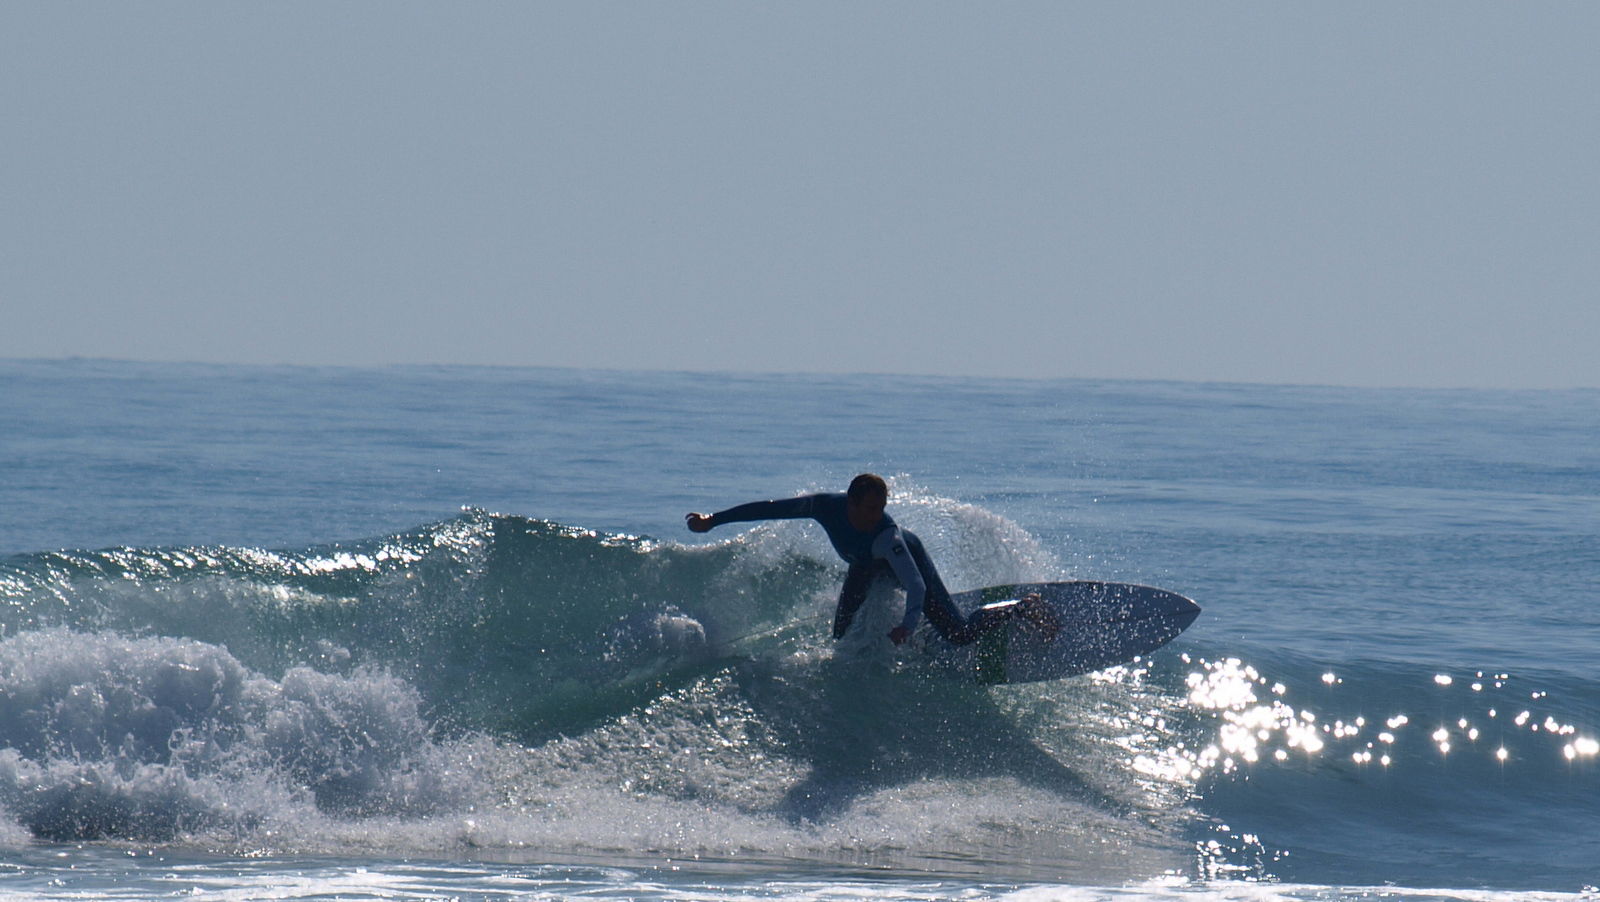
[873,527,927,633]
[697,495,819,530]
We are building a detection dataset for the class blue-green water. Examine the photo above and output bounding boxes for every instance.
[2,359,1597,900]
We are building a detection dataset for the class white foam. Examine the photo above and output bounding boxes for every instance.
[0,629,471,841]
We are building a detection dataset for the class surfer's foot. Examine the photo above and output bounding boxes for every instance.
[1017,592,1060,642]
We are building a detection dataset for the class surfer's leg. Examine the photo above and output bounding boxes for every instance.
[903,534,982,645]
[904,534,1054,646]
[832,561,880,639]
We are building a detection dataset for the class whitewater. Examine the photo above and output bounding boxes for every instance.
[1,358,1596,900]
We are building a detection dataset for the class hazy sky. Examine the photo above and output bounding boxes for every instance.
[4,3,1597,388]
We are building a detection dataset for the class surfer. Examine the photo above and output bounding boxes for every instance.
[687,474,1057,646]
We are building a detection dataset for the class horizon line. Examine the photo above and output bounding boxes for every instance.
[4,354,1595,395]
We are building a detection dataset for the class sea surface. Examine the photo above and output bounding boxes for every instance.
[1,358,1596,901]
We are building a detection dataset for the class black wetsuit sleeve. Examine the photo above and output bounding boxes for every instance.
[708,495,818,528]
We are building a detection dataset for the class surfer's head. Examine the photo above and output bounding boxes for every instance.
[846,473,888,531]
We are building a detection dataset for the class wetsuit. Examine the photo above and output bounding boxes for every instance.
[705,493,1000,645]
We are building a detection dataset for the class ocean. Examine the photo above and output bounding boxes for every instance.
[1,357,1596,900]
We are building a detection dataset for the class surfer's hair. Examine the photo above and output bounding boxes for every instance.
[847,473,888,503]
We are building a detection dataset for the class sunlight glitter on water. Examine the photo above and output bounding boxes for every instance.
[1146,657,1600,784]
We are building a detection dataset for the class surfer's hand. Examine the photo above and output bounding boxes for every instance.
[887,626,911,645]
[685,513,714,533]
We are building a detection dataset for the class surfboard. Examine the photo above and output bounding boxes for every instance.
[921,581,1200,685]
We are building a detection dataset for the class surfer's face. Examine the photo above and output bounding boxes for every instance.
[846,493,886,532]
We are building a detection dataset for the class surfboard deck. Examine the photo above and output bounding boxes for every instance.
[921,581,1200,685]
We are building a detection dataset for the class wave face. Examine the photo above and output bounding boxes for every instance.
[1,500,1043,737]
[0,504,1192,876]
[3,502,1598,887]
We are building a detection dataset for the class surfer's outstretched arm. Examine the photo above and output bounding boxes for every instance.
[686,495,820,533]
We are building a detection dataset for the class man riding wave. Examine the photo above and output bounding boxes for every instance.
[687,474,1057,646]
